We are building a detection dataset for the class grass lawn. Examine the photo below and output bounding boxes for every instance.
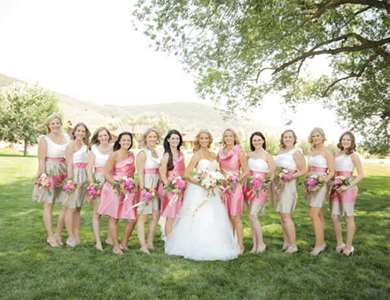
[0,152,389,299]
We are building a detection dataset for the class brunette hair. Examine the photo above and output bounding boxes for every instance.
[337,131,356,155]
[71,122,90,145]
[113,132,133,151]
[90,127,112,145]
[249,131,266,151]
[163,129,183,171]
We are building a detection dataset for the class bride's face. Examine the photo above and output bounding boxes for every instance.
[199,133,210,148]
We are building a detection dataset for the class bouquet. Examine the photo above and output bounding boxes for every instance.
[37,173,52,189]
[304,174,324,192]
[279,168,294,183]
[192,169,225,215]
[221,171,240,192]
[112,176,136,196]
[246,174,271,198]
[193,169,225,196]
[63,179,77,193]
[86,180,103,202]
[332,176,351,190]
[164,176,186,207]
[131,188,158,209]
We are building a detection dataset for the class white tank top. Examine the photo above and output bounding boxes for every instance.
[308,154,328,168]
[248,157,269,172]
[275,148,300,170]
[44,135,69,158]
[73,145,88,163]
[335,154,354,172]
[91,145,110,168]
[144,148,160,169]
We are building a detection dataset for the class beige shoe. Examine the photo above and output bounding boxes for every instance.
[310,244,326,256]
[343,246,354,256]
[336,243,346,254]
[286,245,298,254]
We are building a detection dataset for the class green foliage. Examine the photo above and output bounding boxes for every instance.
[1,152,390,298]
[0,83,59,155]
[133,0,390,155]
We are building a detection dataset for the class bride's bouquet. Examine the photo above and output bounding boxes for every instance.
[192,169,225,196]
[192,169,225,216]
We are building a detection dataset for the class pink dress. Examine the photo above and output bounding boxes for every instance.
[218,145,244,216]
[159,152,186,218]
[97,153,137,220]
[243,157,269,205]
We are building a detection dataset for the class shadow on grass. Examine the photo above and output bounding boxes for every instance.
[0,175,389,299]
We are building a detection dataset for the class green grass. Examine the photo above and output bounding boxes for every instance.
[0,153,389,299]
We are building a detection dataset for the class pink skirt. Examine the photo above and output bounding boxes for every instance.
[159,184,183,219]
[97,182,137,220]
[222,183,244,216]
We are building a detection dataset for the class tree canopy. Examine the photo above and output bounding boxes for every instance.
[0,83,59,155]
[133,0,390,155]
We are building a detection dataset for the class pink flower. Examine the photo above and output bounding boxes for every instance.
[122,178,134,192]
[230,174,239,182]
[175,177,186,190]
[142,191,152,202]
[252,178,262,189]
[306,177,318,188]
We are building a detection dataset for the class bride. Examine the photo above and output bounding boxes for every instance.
[165,130,240,261]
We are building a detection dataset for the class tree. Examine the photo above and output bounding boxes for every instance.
[0,83,59,155]
[133,0,390,154]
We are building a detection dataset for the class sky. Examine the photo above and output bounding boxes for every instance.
[0,0,345,142]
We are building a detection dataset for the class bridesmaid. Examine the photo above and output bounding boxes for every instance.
[273,129,306,254]
[63,122,90,247]
[306,127,335,256]
[97,132,138,255]
[136,128,161,254]
[217,128,246,254]
[33,113,69,247]
[159,129,186,237]
[244,131,275,253]
[87,127,113,251]
[330,131,364,256]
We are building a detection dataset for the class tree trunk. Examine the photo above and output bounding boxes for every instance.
[23,139,28,156]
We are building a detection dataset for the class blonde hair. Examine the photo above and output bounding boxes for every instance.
[45,113,62,133]
[142,128,160,147]
[221,128,240,145]
[193,129,213,152]
[308,127,326,144]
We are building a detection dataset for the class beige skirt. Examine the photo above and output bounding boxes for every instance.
[32,159,67,204]
[137,174,160,215]
[275,179,297,214]
[331,200,355,217]
[62,168,88,209]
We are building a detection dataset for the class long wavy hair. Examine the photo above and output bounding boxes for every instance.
[249,131,266,151]
[163,129,183,171]
[113,132,133,151]
[90,127,112,146]
[193,129,213,152]
[337,131,356,155]
[71,122,90,146]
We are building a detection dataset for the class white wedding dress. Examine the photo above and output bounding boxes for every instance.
[165,159,240,261]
